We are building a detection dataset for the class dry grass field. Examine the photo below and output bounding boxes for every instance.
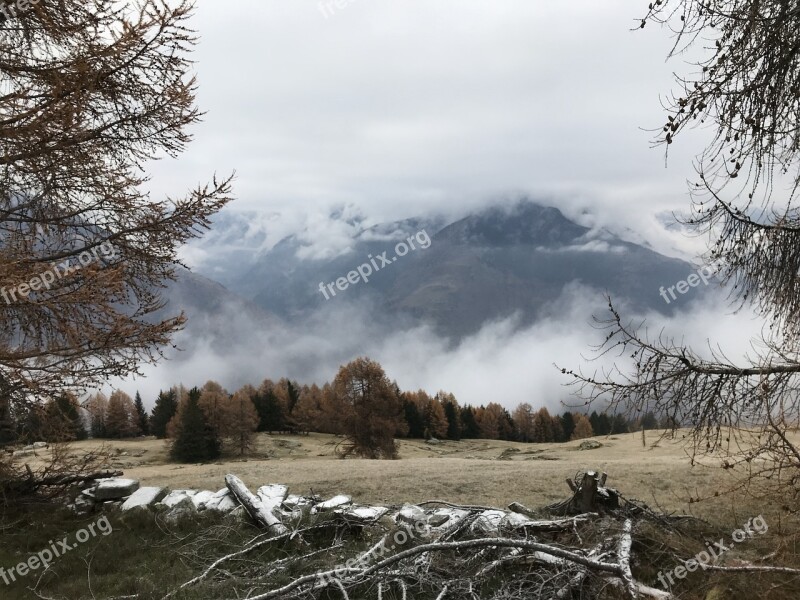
[6,430,800,599]
[14,429,789,525]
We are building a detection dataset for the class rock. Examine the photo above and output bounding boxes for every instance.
[257,484,288,508]
[501,511,535,529]
[23,444,34,451]
[426,508,469,529]
[32,441,48,449]
[94,478,140,501]
[159,489,197,508]
[71,496,95,515]
[164,502,195,523]
[578,440,603,450]
[225,505,248,521]
[191,490,217,510]
[396,503,426,525]
[313,494,352,513]
[12,449,34,457]
[204,489,238,513]
[471,510,507,535]
[121,486,167,511]
[339,506,389,521]
[283,494,314,509]
[425,437,441,445]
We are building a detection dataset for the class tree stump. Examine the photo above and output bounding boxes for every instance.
[547,471,620,516]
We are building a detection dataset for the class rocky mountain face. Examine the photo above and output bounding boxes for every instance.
[171,201,695,342]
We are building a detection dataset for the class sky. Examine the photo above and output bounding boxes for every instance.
[145,0,713,262]
[114,1,769,409]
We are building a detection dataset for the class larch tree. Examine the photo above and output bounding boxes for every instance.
[105,390,136,439]
[333,357,405,459]
[225,387,260,456]
[424,397,448,440]
[0,1,232,422]
[84,392,108,439]
[565,0,800,499]
[570,415,594,441]
[532,407,555,443]
[512,403,535,442]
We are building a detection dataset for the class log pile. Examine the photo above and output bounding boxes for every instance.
[158,472,695,599]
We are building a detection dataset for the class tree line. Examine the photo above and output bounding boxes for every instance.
[0,358,664,462]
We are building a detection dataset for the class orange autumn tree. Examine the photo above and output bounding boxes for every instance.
[333,357,405,459]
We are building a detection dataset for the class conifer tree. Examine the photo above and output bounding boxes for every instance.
[150,389,178,439]
[134,391,149,436]
[170,387,220,463]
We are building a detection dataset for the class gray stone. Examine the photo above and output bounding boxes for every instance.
[191,490,217,510]
[12,449,34,457]
[339,506,389,521]
[425,437,441,445]
[32,442,48,449]
[396,503,426,525]
[313,494,352,513]
[94,478,139,501]
[470,510,506,535]
[159,489,197,508]
[121,486,167,511]
[578,440,603,450]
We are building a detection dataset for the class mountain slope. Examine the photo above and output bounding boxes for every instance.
[208,201,696,340]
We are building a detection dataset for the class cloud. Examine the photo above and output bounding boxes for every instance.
[112,281,764,416]
[144,0,708,265]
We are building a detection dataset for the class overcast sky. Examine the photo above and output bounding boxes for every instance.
[145,0,713,262]
[115,1,760,407]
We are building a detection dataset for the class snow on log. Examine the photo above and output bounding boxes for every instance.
[225,475,288,534]
[618,519,637,599]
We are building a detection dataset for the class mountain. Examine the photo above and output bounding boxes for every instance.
[197,201,697,341]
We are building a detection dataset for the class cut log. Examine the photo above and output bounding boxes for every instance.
[225,475,287,534]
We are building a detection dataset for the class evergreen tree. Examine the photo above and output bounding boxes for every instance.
[134,391,149,435]
[170,387,220,463]
[150,389,178,439]
[597,413,612,436]
[589,411,602,436]
[611,414,630,434]
[0,393,16,445]
[402,399,425,438]
[459,406,481,439]
[560,412,576,441]
[551,415,565,443]
[443,400,461,440]
[254,389,286,433]
[44,394,87,441]
[286,380,300,414]
[641,411,659,431]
